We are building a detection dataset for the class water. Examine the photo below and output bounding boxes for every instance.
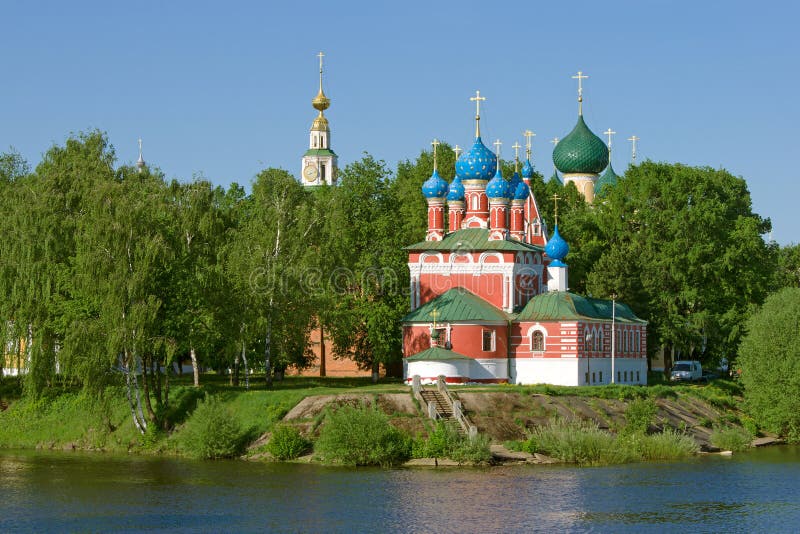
[1,447,799,533]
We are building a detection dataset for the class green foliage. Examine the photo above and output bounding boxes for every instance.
[623,398,658,435]
[314,404,411,466]
[738,287,800,439]
[180,395,248,459]
[414,420,491,464]
[524,418,699,465]
[267,425,310,460]
[710,425,752,452]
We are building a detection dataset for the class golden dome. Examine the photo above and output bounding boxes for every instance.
[312,89,330,111]
[311,111,329,131]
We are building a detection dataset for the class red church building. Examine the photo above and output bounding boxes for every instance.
[402,91,647,386]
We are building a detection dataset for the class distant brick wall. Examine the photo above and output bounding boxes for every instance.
[286,326,372,377]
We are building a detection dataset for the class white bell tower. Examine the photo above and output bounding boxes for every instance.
[301,51,338,186]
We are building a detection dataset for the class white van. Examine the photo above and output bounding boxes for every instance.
[670,360,703,382]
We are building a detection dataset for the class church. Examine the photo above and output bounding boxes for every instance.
[402,80,648,386]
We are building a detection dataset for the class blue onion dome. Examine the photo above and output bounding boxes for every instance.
[595,163,620,198]
[446,174,465,202]
[544,224,569,266]
[508,171,522,195]
[552,115,609,174]
[486,167,510,200]
[455,137,497,181]
[513,178,530,200]
[521,159,534,179]
[422,169,448,199]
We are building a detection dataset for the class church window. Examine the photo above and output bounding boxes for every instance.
[313,136,317,148]
[624,371,628,382]
[617,371,621,383]
[599,371,603,382]
[482,330,495,352]
[585,372,590,384]
[636,371,640,382]
[592,372,596,384]
[531,331,544,352]
[321,164,326,180]
[597,330,603,352]
[472,196,478,211]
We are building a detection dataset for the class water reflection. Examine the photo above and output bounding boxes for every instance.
[0,449,799,533]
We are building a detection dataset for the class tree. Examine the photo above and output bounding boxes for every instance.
[774,244,800,289]
[323,155,406,381]
[738,287,800,440]
[586,162,775,366]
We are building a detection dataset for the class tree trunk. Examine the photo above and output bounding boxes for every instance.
[371,361,379,384]
[242,350,249,390]
[123,351,146,434]
[264,303,273,388]
[319,323,326,377]
[190,346,200,387]
[232,350,240,387]
[140,355,156,424]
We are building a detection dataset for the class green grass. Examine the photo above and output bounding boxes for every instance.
[710,425,753,452]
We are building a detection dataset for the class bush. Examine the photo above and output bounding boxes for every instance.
[623,398,658,435]
[180,395,248,459]
[314,404,411,466]
[634,428,699,460]
[267,425,310,460]
[524,419,627,465]
[415,421,492,464]
[710,426,752,452]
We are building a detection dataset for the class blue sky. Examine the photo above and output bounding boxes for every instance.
[1,0,797,244]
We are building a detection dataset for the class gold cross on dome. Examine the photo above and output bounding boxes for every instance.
[628,135,640,162]
[470,90,486,137]
[512,142,522,172]
[604,128,616,151]
[523,130,536,157]
[453,144,462,158]
[317,51,325,72]
[493,139,502,158]
[550,136,559,146]
[572,70,588,114]
[552,193,561,226]
[431,138,440,170]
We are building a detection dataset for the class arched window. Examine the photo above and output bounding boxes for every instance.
[532,331,545,352]
[596,330,603,352]
[471,196,478,211]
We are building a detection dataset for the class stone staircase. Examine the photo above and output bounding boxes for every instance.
[420,389,453,419]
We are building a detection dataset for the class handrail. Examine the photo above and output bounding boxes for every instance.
[436,375,478,438]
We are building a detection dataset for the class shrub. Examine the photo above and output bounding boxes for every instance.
[180,395,247,459]
[635,428,699,460]
[415,421,492,464]
[267,425,310,460]
[710,426,752,452]
[623,398,658,435]
[524,419,624,465]
[314,404,411,466]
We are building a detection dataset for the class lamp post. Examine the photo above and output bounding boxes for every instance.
[610,293,617,383]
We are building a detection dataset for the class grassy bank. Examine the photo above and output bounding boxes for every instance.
[0,374,754,466]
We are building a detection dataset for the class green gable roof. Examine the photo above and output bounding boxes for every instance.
[403,287,510,323]
[303,148,338,157]
[516,291,646,324]
[406,228,543,252]
[405,346,471,361]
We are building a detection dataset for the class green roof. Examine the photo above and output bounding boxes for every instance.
[552,115,609,174]
[516,291,646,324]
[595,163,620,197]
[303,148,338,157]
[406,228,543,252]
[405,346,471,361]
[403,287,510,323]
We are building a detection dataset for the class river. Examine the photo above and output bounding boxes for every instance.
[1,447,799,533]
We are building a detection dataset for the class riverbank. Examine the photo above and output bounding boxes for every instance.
[0,375,771,466]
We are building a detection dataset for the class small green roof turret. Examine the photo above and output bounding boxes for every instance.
[595,163,620,198]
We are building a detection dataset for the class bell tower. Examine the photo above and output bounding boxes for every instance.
[301,51,338,186]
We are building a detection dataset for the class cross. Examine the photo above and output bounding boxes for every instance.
[604,128,616,151]
[524,130,536,158]
[552,193,561,226]
[512,141,522,171]
[431,308,439,329]
[550,137,559,147]
[138,137,143,156]
[470,90,486,137]
[628,135,640,162]
[453,144,462,159]
[431,138,440,171]
[317,51,325,72]
[493,139,502,159]
[572,70,588,114]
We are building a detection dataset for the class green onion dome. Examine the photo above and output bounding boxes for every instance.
[552,116,609,174]
[595,163,620,198]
